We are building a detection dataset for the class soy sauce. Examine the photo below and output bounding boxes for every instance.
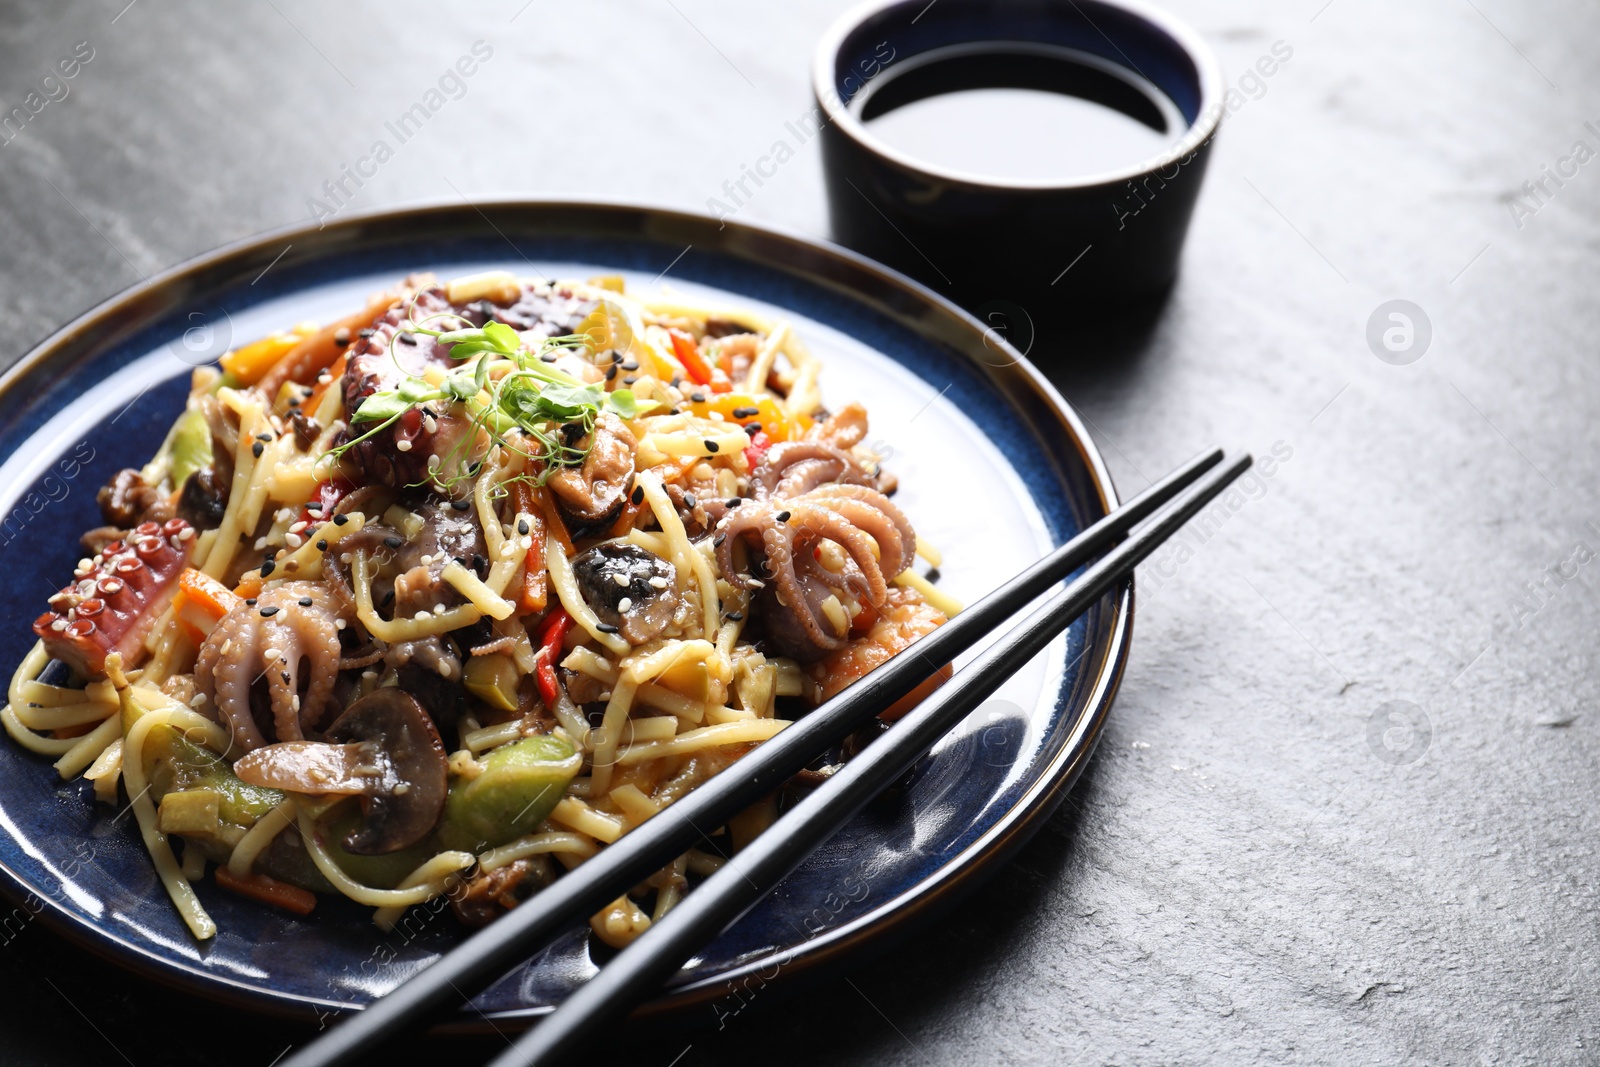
[853,43,1186,182]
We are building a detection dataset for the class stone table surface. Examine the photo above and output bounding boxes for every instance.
[1,1,1597,1064]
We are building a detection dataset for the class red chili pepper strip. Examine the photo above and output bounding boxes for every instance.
[535,607,574,709]
[743,430,771,469]
[300,476,356,526]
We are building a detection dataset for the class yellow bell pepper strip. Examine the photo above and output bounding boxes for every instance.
[219,329,311,386]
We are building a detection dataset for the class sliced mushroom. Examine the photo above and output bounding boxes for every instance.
[233,688,448,855]
[571,542,678,645]
[547,413,636,536]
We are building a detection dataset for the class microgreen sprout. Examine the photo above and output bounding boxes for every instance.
[323,303,657,490]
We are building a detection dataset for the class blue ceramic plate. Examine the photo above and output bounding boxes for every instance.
[0,201,1129,1027]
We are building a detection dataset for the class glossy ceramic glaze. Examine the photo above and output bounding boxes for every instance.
[0,201,1129,1027]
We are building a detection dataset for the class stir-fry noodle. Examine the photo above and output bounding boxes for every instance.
[4,271,954,943]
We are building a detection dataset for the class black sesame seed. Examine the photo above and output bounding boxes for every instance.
[623,375,637,386]
[517,518,530,536]
[683,493,697,509]
[775,510,792,522]
[630,486,644,506]
[606,363,618,381]
[281,671,291,684]
[726,610,744,621]
[621,359,639,371]
[255,432,273,442]
[451,499,471,511]
[358,328,376,338]
[725,498,742,509]
[305,502,323,512]
[259,560,276,578]
[397,332,416,345]
[252,441,264,458]
[714,533,727,547]
[383,536,403,549]
[704,440,719,453]
[298,597,314,607]
[595,621,620,634]
[540,352,558,363]
[245,598,257,606]
[333,514,348,526]
[731,406,760,419]
[690,392,706,404]
[315,539,328,551]
[744,422,762,436]
[334,336,350,348]
[472,553,488,576]
[260,606,280,617]
[287,397,301,407]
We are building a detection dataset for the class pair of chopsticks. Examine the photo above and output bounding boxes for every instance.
[286,447,1250,1067]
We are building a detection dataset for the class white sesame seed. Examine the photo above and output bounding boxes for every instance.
[289,521,309,534]
[612,573,629,587]
[395,439,413,452]
[334,618,347,630]
[263,647,282,662]
[618,597,633,612]
[432,603,446,614]
[254,537,271,551]
[392,782,411,796]
[414,611,430,621]
[437,662,452,679]
[189,694,206,708]
[285,533,304,549]
[649,576,668,590]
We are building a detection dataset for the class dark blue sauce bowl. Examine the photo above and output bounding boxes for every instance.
[815,0,1223,328]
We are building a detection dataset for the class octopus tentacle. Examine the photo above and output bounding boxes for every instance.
[787,504,888,607]
[265,619,303,744]
[195,581,349,751]
[750,442,871,501]
[801,484,917,574]
[195,609,268,751]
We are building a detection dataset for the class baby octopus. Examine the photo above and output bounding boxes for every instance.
[194,581,348,752]
[715,477,918,662]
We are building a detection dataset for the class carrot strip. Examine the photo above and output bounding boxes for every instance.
[175,567,242,642]
[510,482,549,614]
[536,484,574,556]
[214,867,317,916]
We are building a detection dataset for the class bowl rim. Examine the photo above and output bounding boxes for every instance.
[812,0,1226,193]
[0,196,1134,1026]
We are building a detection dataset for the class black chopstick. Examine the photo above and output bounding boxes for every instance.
[493,451,1255,1067]
[283,448,1225,1067]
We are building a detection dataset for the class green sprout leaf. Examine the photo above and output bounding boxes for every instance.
[604,389,658,420]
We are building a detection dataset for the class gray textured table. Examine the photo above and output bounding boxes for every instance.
[2,2,1596,1064]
